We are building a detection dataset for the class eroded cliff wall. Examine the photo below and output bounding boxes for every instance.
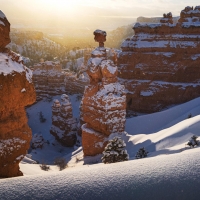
[118,6,200,113]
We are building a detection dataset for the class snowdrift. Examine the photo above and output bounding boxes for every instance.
[1,148,200,200]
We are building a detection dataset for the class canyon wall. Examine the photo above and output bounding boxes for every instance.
[0,11,36,178]
[33,61,65,100]
[33,64,89,100]
[118,6,200,113]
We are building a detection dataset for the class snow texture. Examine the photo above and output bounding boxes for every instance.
[1,148,200,199]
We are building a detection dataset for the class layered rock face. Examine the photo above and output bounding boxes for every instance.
[33,61,65,100]
[118,6,200,113]
[0,11,36,178]
[80,30,126,156]
[50,94,77,147]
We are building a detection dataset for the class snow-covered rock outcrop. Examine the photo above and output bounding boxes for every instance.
[50,94,77,147]
[80,30,126,156]
[118,6,200,113]
[0,11,36,178]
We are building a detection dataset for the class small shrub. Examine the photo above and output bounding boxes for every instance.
[135,147,148,159]
[101,136,129,164]
[40,163,50,171]
[187,135,199,148]
[54,157,68,171]
[39,111,46,123]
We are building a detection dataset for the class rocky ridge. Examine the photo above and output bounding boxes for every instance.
[118,6,200,113]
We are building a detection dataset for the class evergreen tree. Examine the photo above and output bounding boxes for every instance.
[187,135,199,148]
[135,147,148,159]
[101,136,129,164]
[39,111,46,123]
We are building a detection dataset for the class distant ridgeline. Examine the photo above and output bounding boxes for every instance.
[118,6,200,113]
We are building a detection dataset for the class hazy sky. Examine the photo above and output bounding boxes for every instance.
[1,0,200,31]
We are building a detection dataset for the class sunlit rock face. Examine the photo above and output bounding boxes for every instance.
[80,30,126,156]
[118,6,200,113]
[0,12,36,178]
[0,10,10,51]
[33,61,65,100]
[50,94,77,147]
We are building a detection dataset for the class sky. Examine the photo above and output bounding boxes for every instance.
[0,0,200,31]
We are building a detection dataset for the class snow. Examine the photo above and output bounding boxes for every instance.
[1,148,200,199]
[2,84,200,198]
[94,29,107,36]
[0,10,6,19]
[0,21,5,26]
[126,97,200,135]
[0,53,32,83]
[26,94,81,164]
[191,54,200,60]
[140,90,153,96]
[21,88,26,93]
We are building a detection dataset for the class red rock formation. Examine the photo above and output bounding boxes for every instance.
[50,94,77,147]
[33,61,65,100]
[0,43,36,177]
[179,6,200,23]
[80,30,126,156]
[118,6,200,113]
[160,12,173,24]
[0,10,10,51]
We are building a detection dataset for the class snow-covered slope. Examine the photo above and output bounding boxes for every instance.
[1,147,200,200]
[2,96,200,199]
[126,97,200,135]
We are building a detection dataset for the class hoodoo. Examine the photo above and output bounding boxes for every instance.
[0,11,36,178]
[80,30,126,156]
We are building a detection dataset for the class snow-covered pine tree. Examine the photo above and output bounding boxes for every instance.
[101,136,129,164]
[135,147,148,159]
[187,135,199,148]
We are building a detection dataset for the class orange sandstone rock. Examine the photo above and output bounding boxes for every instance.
[82,124,108,156]
[0,51,36,178]
[81,30,126,156]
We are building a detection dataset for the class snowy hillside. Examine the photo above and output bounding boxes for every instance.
[2,96,200,199]
[24,96,200,165]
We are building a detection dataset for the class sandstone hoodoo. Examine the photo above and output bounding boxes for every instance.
[118,6,200,113]
[50,94,77,147]
[80,30,126,156]
[0,11,36,178]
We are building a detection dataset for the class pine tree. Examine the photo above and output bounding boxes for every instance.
[135,147,148,159]
[101,137,129,164]
[187,135,199,148]
[39,111,46,123]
